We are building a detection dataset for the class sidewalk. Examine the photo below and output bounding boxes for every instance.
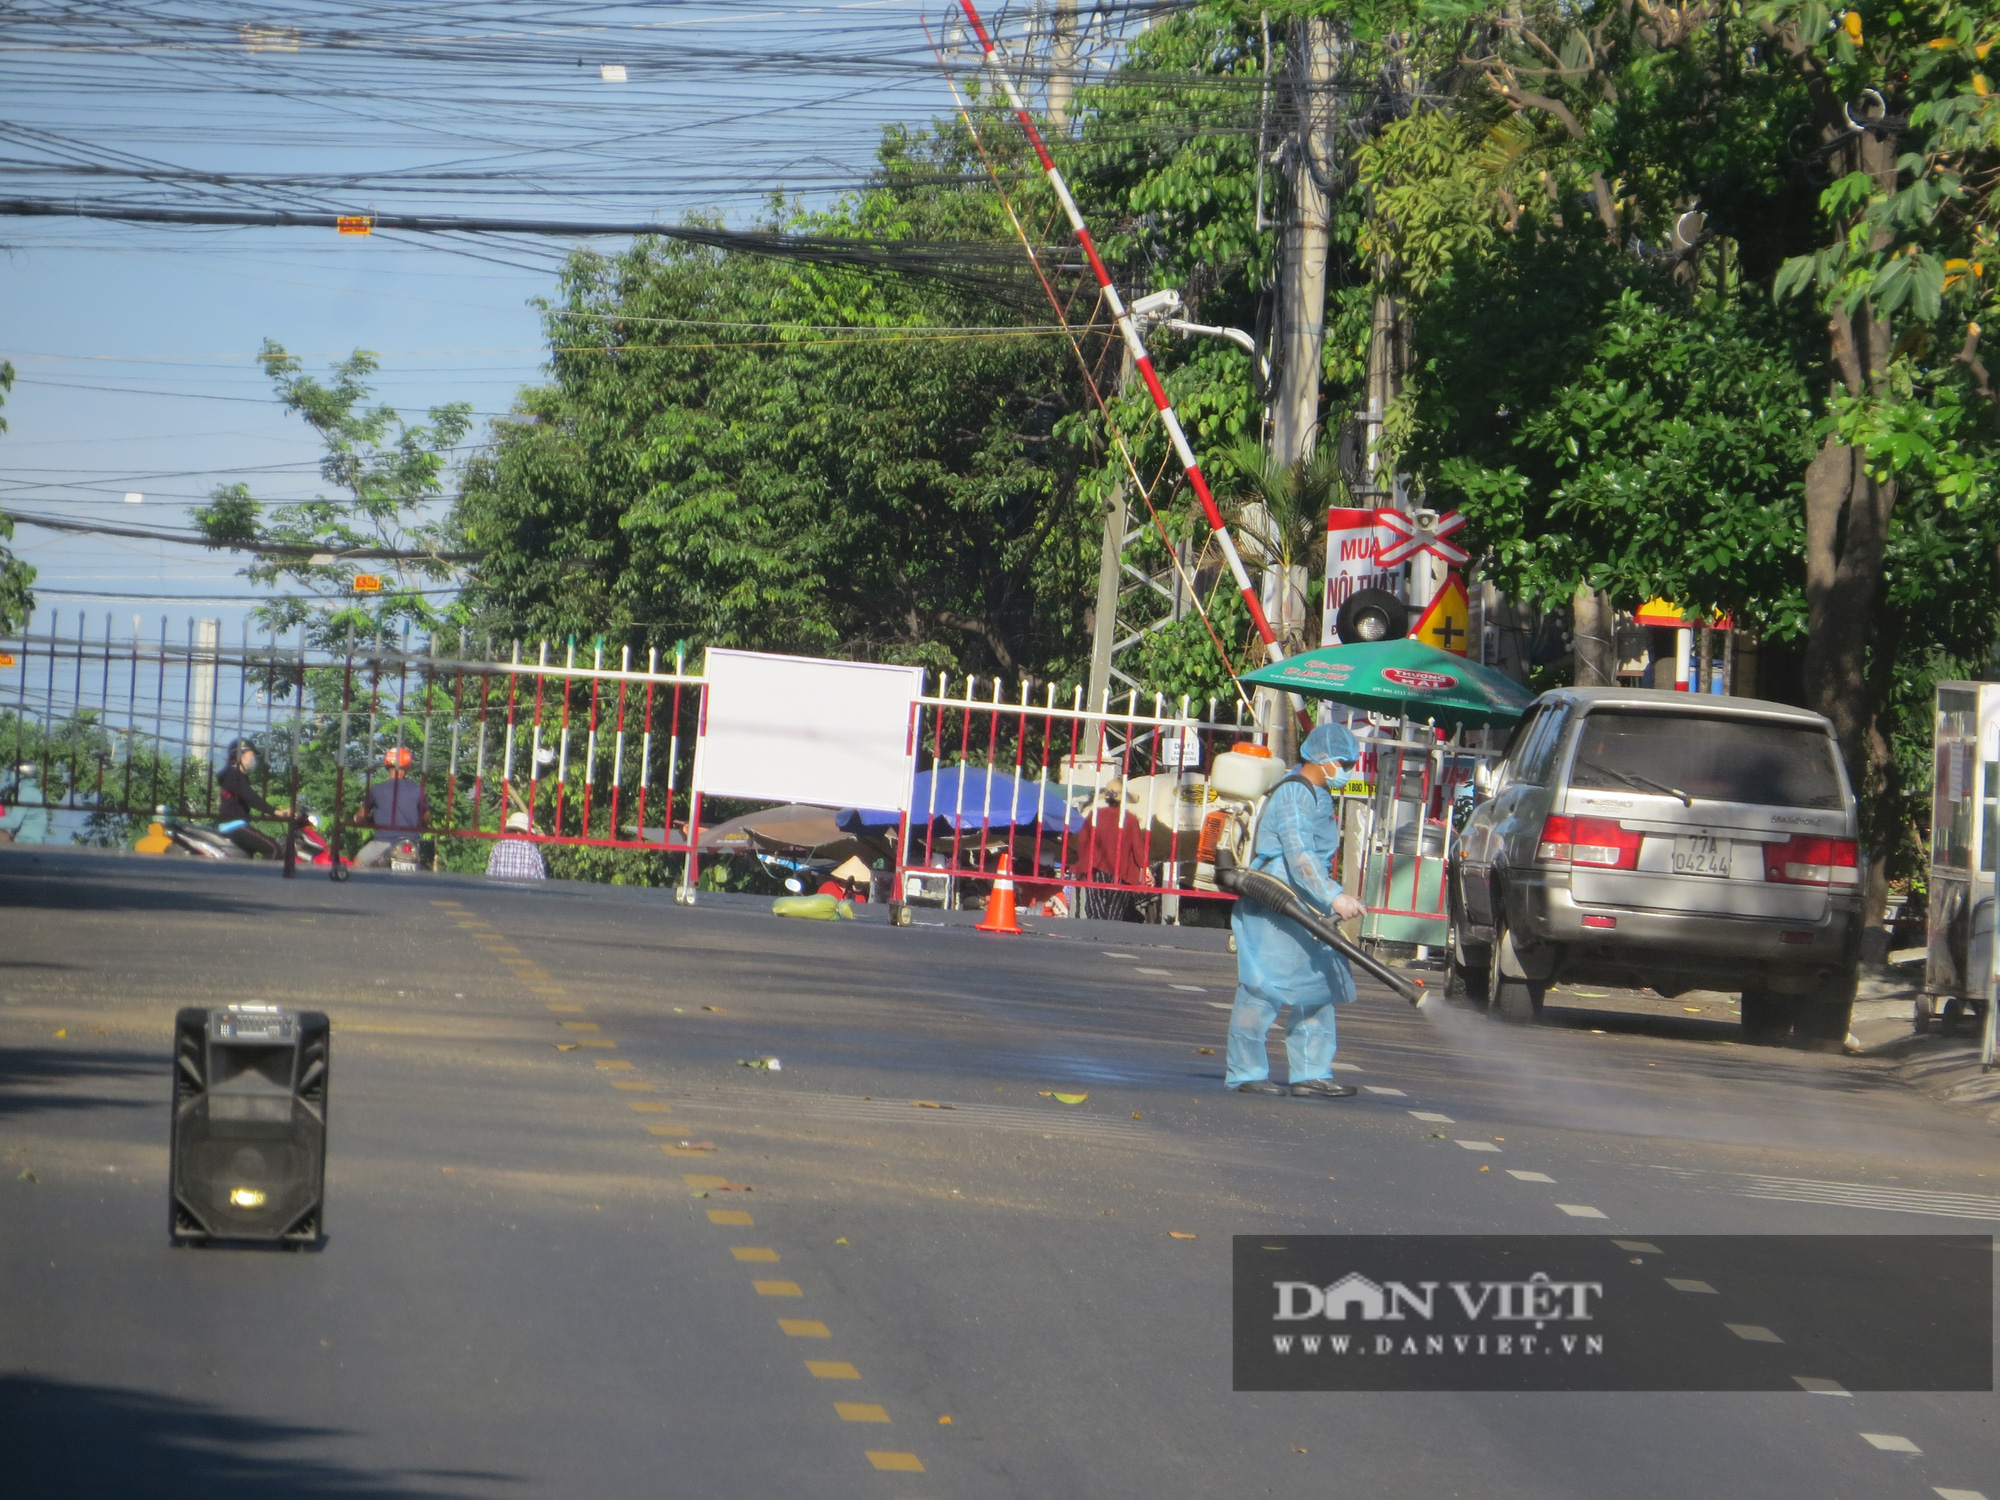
[1847,958,2000,1127]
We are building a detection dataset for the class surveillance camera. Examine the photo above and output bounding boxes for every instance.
[1128,289,1184,322]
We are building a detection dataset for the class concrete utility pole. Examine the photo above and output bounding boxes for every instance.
[1045,0,1078,129]
[1258,16,1340,757]
[1083,347,1136,754]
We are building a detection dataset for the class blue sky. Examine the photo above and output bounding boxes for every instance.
[0,0,1117,643]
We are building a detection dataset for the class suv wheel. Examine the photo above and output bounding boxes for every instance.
[1488,919,1545,1022]
[1799,969,1857,1051]
[1738,987,1796,1044]
[1445,895,1489,1005]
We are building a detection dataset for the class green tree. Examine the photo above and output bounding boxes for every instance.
[0,360,36,632]
[193,342,474,645]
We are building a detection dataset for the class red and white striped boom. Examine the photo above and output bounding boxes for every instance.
[954,0,1283,664]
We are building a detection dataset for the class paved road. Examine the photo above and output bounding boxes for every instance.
[1,849,1994,1499]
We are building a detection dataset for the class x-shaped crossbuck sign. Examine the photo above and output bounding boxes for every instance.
[1376,509,1469,566]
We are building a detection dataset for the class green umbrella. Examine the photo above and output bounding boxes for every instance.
[1239,638,1534,729]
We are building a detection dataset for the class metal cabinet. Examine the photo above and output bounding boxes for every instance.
[1923,682,2000,1065]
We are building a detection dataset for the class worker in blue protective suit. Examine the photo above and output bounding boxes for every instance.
[1226,722,1367,1099]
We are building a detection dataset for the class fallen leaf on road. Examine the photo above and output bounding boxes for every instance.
[441,1166,455,1173]
[911,1100,953,1109]
[53,1029,66,1039]
[737,1058,770,1069]
[689,1190,708,1199]
[1168,1231,1196,1240]
[1429,1132,1446,1139]
[18,1168,36,1182]
[834,1238,849,1246]
[1053,1093,1088,1104]
[702,1005,724,1012]
[717,1183,752,1192]
[1293,1447,1307,1455]
[1479,1165,1489,1171]
[1132,1111,1142,1119]
[1037,1090,1052,1096]
[1197,1047,1214,1055]
[1682,1006,1702,1013]
[939,1415,952,1425]
[556,1043,580,1051]
[674,1141,716,1151]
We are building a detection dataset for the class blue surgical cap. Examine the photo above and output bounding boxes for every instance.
[1301,721,1360,766]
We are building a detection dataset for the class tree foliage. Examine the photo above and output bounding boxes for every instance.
[0,360,36,633]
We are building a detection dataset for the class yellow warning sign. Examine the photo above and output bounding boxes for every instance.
[1411,573,1471,655]
[337,216,373,236]
[351,574,383,593]
[0,653,14,668]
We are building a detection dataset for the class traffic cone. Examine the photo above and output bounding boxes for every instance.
[975,854,1024,935]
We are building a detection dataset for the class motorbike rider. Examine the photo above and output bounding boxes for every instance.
[356,746,429,868]
[216,740,292,858]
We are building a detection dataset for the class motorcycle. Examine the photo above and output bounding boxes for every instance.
[161,804,334,868]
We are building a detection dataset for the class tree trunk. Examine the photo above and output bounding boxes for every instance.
[1570,583,1617,686]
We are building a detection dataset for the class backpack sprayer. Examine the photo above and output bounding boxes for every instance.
[1213,843,1427,1006]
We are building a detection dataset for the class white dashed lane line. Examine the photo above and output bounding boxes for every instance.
[1665,1278,1716,1293]
[1134,967,1173,976]
[1934,1488,1988,1499]
[1408,1111,1454,1123]
[1858,1434,1921,1453]
[1792,1376,1849,1396]
[1170,984,1208,992]
[1507,1170,1554,1183]
[1361,1086,1405,1096]
[1554,1204,1608,1219]
[1455,1140,1501,1153]
[1726,1323,1783,1343]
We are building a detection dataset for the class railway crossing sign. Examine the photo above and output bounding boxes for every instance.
[1376,509,1468,567]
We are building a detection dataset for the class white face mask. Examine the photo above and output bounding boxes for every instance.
[1325,763,1356,787]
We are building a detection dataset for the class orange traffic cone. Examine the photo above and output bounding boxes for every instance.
[975,854,1024,935]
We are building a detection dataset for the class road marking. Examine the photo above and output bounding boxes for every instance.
[732,1247,779,1262]
[1104,953,1138,959]
[1727,1324,1782,1343]
[1859,1434,1921,1453]
[836,1403,890,1422]
[1455,1140,1500,1152]
[1735,1175,2000,1223]
[1555,1204,1607,1219]
[594,1059,635,1070]
[708,1209,754,1226]
[629,1101,672,1113]
[1611,1239,1661,1253]
[611,1081,653,1091]
[780,1319,831,1337]
[576,1039,616,1048]
[646,1125,687,1135]
[1135,967,1172,975]
[865,1452,924,1472]
[431,900,462,908]
[1171,984,1208,992]
[1507,1170,1555,1183]
[1362,1086,1405,1096]
[1205,1002,1233,1010]
[685,1174,729,1188]
[1793,1376,1850,1396]
[754,1281,804,1297]
[561,1021,600,1030]
[1934,1489,1988,1499]
[1666,1278,1717,1293]
[547,1003,585,1013]
[807,1360,859,1379]
[531,987,567,996]
[1410,1111,1454,1123]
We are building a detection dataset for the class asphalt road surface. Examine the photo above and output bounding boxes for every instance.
[2,848,1995,1499]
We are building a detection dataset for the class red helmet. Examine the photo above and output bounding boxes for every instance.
[383,746,414,768]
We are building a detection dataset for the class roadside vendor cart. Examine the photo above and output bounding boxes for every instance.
[1239,639,1532,954]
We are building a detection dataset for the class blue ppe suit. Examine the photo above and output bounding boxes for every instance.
[0,776,51,845]
[1225,727,1358,1087]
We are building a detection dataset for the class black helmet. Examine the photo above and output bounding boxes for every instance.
[224,738,256,767]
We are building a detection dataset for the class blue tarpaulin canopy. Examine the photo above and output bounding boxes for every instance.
[837,766,1084,836]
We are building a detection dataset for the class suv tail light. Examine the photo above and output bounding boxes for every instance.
[1536,815,1642,870]
[1762,834,1859,886]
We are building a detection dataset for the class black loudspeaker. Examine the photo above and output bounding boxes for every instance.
[1336,587,1410,644]
[170,1005,328,1247]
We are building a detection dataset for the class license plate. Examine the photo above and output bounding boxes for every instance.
[1671,835,1731,878]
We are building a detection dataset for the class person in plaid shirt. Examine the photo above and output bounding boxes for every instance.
[486,811,546,880]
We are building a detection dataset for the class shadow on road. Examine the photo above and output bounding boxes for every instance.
[0,1045,160,1118]
[0,851,357,922]
[0,1374,516,1500]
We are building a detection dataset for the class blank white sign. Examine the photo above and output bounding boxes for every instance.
[696,648,922,812]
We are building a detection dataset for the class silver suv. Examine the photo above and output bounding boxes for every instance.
[1447,688,1863,1045]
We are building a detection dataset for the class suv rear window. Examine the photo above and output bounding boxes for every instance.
[1567,710,1845,810]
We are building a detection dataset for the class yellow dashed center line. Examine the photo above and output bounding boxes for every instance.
[778,1319,829,1338]
[805,1361,859,1379]
[561,1022,600,1030]
[865,1452,924,1472]
[611,1081,653,1092]
[731,1247,780,1262]
[708,1209,755,1226]
[594,1059,635,1070]
[835,1403,890,1423]
[628,1101,671,1112]
[753,1281,803,1297]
